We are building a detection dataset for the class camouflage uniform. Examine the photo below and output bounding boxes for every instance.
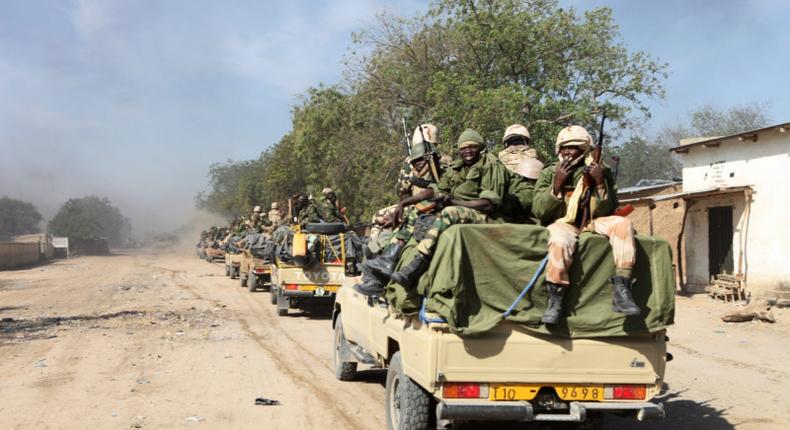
[298,200,323,228]
[414,140,509,256]
[533,125,639,323]
[498,145,540,173]
[315,197,343,223]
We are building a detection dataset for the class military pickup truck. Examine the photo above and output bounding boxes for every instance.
[270,223,355,316]
[224,251,242,279]
[239,250,274,292]
[332,224,673,429]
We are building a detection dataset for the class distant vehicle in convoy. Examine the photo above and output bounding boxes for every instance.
[239,249,274,292]
[332,224,673,429]
[224,251,242,279]
[270,223,355,317]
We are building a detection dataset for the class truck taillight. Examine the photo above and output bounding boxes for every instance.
[604,385,646,400]
[443,383,488,399]
[285,284,298,290]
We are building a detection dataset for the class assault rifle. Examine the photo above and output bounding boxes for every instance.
[577,111,606,229]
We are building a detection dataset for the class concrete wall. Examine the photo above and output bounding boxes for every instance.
[678,128,790,291]
[0,243,41,270]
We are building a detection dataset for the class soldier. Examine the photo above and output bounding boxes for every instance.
[294,193,321,228]
[532,125,640,325]
[389,128,510,288]
[267,202,282,225]
[355,125,445,296]
[498,124,543,175]
[316,188,344,224]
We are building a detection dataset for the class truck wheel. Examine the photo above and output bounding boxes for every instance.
[239,273,247,288]
[225,265,230,276]
[276,307,288,316]
[230,267,238,279]
[269,288,278,305]
[385,351,434,430]
[247,273,257,292]
[333,318,357,381]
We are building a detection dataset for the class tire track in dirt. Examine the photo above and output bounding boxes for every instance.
[153,262,364,430]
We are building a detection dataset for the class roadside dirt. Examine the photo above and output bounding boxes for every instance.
[0,250,787,429]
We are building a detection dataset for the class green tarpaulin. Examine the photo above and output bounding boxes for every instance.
[385,224,675,338]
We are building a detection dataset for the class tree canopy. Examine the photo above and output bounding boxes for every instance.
[198,0,668,221]
[0,197,42,237]
[48,196,131,246]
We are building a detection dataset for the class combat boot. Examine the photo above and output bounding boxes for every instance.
[611,276,641,316]
[390,253,430,288]
[541,283,568,325]
[353,275,385,297]
[361,243,404,280]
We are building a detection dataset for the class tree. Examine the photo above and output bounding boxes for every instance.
[48,196,131,246]
[0,197,42,237]
[197,0,669,222]
[613,102,772,187]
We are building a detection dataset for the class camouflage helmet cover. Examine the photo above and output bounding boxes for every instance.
[555,125,593,154]
[502,124,530,144]
[271,202,279,209]
[513,157,544,180]
[457,128,484,149]
[411,124,439,147]
[322,187,333,195]
[253,205,262,213]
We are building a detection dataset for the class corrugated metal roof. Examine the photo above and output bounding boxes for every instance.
[620,185,751,204]
[670,122,790,153]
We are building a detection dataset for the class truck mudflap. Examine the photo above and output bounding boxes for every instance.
[436,400,664,422]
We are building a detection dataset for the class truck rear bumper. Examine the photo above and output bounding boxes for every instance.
[437,400,664,422]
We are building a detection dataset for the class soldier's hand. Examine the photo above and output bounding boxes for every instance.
[585,164,605,186]
[393,204,405,225]
[553,159,573,195]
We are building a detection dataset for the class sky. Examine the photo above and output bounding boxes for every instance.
[1,0,788,234]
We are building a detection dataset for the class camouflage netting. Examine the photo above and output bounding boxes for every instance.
[385,224,675,338]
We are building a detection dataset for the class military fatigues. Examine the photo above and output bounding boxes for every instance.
[533,163,635,285]
[298,201,323,228]
[414,153,509,256]
[316,197,343,223]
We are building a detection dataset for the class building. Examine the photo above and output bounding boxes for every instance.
[668,122,790,294]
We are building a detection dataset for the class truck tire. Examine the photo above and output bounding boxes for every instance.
[230,266,238,279]
[304,222,347,235]
[247,273,257,292]
[276,307,288,316]
[239,274,247,287]
[225,265,230,276]
[270,289,277,305]
[385,351,434,430]
[333,318,357,381]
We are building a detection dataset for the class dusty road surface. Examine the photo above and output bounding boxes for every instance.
[1,249,787,430]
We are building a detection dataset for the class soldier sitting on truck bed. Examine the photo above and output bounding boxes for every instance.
[389,128,511,288]
[316,188,344,224]
[532,125,640,325]
[355,124,445,296]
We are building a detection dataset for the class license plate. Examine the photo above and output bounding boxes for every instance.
[297,284,339,293]
[554,384,604,401]
[490,384,541,401]
[489,384,604,401]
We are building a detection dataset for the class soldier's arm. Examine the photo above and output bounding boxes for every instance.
[592,166,618,218]
[532,165,566,225]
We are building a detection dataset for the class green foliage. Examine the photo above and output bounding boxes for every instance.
[0,197,42,237]
[198,0,668,221]
[48,196,131,245]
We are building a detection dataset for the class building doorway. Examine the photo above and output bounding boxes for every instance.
[708,206,734,277]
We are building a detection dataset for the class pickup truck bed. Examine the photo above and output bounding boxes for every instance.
[333,283,667,428]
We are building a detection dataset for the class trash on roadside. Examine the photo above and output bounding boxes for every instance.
[254,397,281,406]
[185,415,205,422]
[136,378,150,384]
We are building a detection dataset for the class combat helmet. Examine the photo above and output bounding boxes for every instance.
[271,202,279,210]
[555,125,593,154]
[513,158,544,180]
[411,124,439,146]
[502,124,530,145]
[253,205,262,213]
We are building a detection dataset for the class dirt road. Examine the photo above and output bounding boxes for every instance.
[1,250,787,429]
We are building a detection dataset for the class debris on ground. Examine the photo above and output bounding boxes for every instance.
[184,415,205,422]
[254,397,281,406]
[722,298,776,323]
